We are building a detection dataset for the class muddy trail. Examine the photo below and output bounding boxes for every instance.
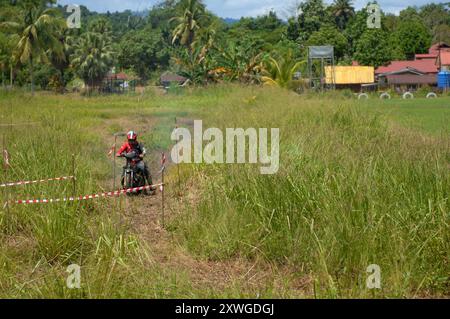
[99,117,310,297]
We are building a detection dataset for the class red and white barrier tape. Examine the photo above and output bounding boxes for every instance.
[0,176,75,188]
[9,183,164,205]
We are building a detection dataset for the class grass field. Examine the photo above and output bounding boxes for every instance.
[368,98,450,135]
[0,85,448,298]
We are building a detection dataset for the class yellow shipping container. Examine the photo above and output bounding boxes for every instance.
[325,66,374,84]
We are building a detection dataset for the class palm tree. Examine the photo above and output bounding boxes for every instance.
[262,50,306,89]
[127,15,144,30]
[170,0,206,51]
[192,24,217,60]
[0,52,7,88]
[332,0,355,30]
[0,1,64,95]
[0,33,13,88]
[89,17,113,35]
[71,32,114,92]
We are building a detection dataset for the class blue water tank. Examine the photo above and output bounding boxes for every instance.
[437,71,450,89]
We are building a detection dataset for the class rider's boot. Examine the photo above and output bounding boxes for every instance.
[149,179,157,192]
[146,175,156,194]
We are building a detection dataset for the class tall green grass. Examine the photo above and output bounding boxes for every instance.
[170,87,449,298]
[0,86,448,298]
[0,88,295,298]
[0,90,204,298]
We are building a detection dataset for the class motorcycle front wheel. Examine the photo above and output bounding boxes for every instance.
[123,172,133,188]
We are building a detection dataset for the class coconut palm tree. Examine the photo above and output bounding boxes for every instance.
[0,1,65,95]
[89,17,113,36]
[262,50,306,89]
[0,52,7,88]
[71,32,114,92]
[47,27,74,92]
[192,24,217,60]
[170,0,206,51]
[0,33,13,88]
[331,0,355,30]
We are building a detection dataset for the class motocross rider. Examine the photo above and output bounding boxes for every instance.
[116,131,153,187]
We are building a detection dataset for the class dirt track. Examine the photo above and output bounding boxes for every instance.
[100,116,311,297]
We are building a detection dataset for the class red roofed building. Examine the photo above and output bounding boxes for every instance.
[437,51,450,71]
[376,59,439,90]
[429,42,450,70]
[105,72,130,81]
[375,60,439,75]
[429,42,450,55]
[102,71,136,93]
[415,53,438,60]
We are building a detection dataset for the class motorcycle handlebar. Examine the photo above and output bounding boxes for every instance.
[123,151,140,160]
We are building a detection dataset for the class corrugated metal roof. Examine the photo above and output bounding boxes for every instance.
[380,67,424,76]
[105,72,128,80]
[415,53,438,59]
[376,60,438,75]
[160,72,187,83]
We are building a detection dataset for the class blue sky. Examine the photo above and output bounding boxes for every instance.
[57,0,449,19]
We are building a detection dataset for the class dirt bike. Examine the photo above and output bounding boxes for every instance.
[120,151,146,195]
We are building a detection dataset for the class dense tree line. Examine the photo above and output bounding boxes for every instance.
[0,0,449,92]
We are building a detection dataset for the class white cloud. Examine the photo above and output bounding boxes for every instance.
[57,0,450,18]
[57,0,158,13]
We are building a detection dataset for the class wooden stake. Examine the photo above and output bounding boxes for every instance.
[161,165,165,228]
[9,99,12,127]
[113,135,117,190]
[2,134,10,215]
[71,154,76,197]
[161,152,166,228]
[2,133,5,169]
[175,117,181,197]
[2,134,10,172]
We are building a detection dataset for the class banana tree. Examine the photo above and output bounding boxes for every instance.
[173,45,215,85]
[215,40,265,84]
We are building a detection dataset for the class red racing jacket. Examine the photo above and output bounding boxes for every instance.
[116,142,147,162]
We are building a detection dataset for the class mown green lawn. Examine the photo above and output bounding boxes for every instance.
[369,97,450,135]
